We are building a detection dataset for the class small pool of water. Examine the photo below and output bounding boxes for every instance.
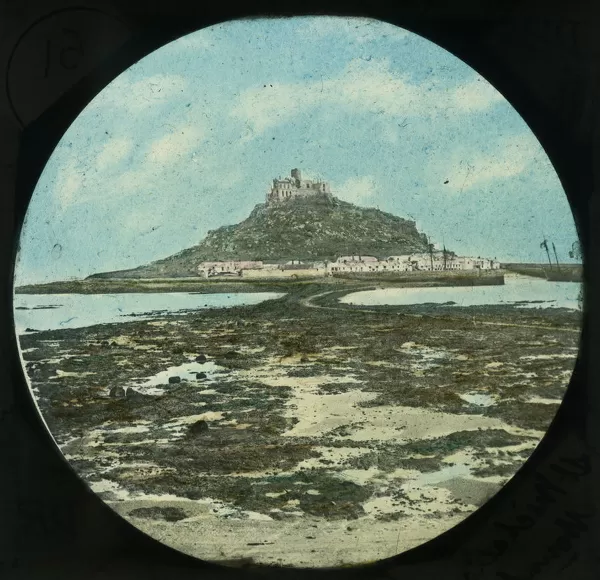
[130,359,226,395]
[459,393,496,407]
[414,463,472,485]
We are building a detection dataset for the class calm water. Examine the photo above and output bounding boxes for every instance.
[13,292,286,333]
[340,275,582,310]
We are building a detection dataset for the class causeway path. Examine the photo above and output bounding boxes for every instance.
[298,286,378,312]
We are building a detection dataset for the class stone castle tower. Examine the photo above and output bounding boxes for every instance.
[266,169,332,205]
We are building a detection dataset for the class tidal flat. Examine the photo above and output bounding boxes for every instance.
[17,282,582,568]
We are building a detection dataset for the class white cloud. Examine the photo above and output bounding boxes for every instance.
[336,175,377,204]
[53,160,84,209]
[147,125,204,164]
[449,78,505,112]
[230,58,505,139]
[95,137,133,171]
[88,73,188,113]
[438,135,544,192]
[53,161,146,211]
[112,166,153,194]
[51,121,226,213]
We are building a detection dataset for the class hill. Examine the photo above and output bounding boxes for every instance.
[88,196,432,279]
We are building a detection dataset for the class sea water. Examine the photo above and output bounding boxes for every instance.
[13,291,286,333]
[340,274,581,310]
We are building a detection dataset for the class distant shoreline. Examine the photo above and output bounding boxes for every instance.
[14,270,507,295]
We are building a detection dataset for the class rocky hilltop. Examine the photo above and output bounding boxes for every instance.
[89,196,431,279]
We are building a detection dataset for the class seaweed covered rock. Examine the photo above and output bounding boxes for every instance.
[189,419,209,435]
[128,506,188,522]
[109,386,126,398]
[125,388,151,401]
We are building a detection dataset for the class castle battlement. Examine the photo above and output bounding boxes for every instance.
[266,168,332,205]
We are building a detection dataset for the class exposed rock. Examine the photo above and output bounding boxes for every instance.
[269,511,300,521]
[126,388,149,400]
[168,376,181,384]
[189,420,209,435]
[438,477,501,507]
[109,386,126,398]
[183,489,204,500]
[128,506,188,522]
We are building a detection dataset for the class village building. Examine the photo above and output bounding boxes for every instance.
[336,255,378,264]
[197,260,263,278]
[327,255,380,273]
[256,262,280,270]
[199,253,500,278]
[385,256,415,272]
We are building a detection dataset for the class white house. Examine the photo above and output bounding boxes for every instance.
[197,260,263,278]
[336,255,378,264]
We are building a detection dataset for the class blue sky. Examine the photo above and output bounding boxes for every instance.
[14,16,579,284]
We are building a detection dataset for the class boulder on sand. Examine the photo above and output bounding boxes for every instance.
[195,354,207,363]
[109,386,126,398]
[196,372,207,380]
[168,376,181,384]
[188,420,209,435]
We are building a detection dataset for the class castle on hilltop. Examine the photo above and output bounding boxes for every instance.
[266,169,333,205]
